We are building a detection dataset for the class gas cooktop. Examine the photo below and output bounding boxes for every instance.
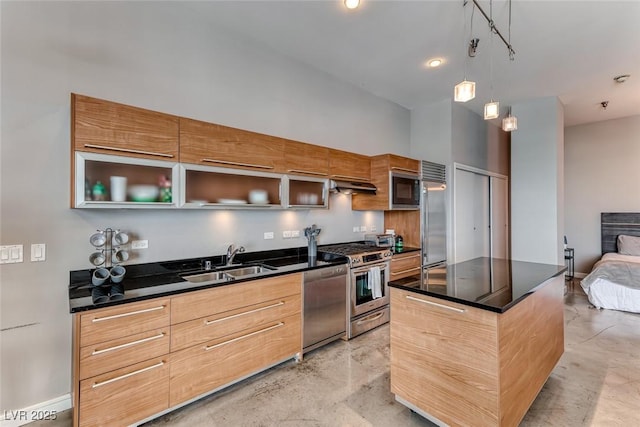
[320,243,392,267]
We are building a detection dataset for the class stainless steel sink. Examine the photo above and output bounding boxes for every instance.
[181,271,229,283]
[224,265,275,278]
[182,264,277,283]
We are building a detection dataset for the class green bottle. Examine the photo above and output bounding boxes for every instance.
[92,181,107,201]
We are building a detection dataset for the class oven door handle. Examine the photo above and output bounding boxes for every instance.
[350,263,389,274]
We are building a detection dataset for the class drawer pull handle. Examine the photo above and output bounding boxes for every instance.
[356,311,385,325]
[406,295,466,313]
[204,322,284,351]
[205,301,285,325]
[92,305,166,322]
[201,158,273,170]
[391,254,421,262]
[391,267,421,275]
[287,169,326,177]
[92,361,165,388]
[390,167,419,175]
[83,144,174,158]
[91,333,165,355]
[331,174,368,182]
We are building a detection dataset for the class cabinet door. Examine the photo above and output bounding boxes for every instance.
[171,273,301,325]
[169,313,301,406]
[79,356,169,427]
[388,155,420,175]
[284,140,329,177]
[390,288,499,426]
[72,94,179,161]
[390,252,421,281]
[329,149,371,182]
[179,118,285,172]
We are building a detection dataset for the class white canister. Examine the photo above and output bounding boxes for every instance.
[110,176,127,202]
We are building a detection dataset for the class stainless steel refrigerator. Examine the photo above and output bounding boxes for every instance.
[421,161,447,285]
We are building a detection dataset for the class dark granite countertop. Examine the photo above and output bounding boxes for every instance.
[389,257,566,313]
[69,246,347,313]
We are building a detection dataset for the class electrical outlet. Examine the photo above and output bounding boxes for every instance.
[282,230,292,239]
[264,232,274,240]
[131,240,149,249]
[291,230,300,238]
[360,226,367,232]
[353,226,359,233]
[369,225,377,232]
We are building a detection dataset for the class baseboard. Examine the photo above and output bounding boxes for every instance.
[0,394,71,427]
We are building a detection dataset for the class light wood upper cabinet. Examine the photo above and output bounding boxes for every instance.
[179,118,285,172]
[352,154,419,211]
[72,94,179,161]
[284,140,330,177]
[329,149,371,182]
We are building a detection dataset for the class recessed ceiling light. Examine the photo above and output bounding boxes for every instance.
[427,58,443,68]
[613,74,630,83]
[344,0,360,10]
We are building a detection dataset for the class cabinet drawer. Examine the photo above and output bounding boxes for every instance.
[390,253,422,280]
[79,356,169,427]
[79,299,170,347]
[171,273,302,325]
[171,294,300,352]
[72,94,179,161]
[79,327,170,380]
[169,313,301,406]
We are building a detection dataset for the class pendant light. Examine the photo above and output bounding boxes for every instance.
[454,2,475,102]
[483,0,499,119]
[502,107,518,131]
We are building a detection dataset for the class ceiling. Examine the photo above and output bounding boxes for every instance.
[185,0,640,127]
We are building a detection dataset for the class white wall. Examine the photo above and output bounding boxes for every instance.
[0,2,410,412]
[564,115,640,274]
[510,97,564,265]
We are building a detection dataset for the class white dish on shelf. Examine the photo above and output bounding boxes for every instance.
[188,199,209,205]
[217,198,248,204]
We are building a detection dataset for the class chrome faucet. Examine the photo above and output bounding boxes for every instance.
[226,244,245,266]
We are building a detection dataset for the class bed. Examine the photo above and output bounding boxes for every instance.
[580,213,640,313]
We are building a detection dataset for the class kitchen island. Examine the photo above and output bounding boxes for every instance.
[389,257,566,427]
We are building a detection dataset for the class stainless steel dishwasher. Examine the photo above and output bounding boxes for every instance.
[303,264,348,353]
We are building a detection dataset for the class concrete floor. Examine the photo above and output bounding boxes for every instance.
[31,281,640,426]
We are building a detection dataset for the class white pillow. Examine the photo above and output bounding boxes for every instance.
[617,234,640,256]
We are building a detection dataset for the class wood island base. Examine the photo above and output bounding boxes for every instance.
[390,274,564,427]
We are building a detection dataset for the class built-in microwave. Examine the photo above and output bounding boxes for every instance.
[390,172,420,209]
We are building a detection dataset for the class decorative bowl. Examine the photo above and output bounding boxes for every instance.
[128,185,159,202]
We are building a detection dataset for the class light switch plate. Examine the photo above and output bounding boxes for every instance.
[1,245,23,264]
[282,231,292,239]
[131,240,149,249]
[31,243,46,262]
[264,232,274,240]
[291,230,300,238]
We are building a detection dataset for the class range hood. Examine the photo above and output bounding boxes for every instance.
[329,180,377,195]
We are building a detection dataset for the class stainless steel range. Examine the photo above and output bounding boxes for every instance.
[320,243,392,339]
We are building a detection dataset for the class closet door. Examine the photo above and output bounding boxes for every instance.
[455,168,490,262]
[490,176,509,259]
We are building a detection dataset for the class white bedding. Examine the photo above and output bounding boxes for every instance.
[581,252,640,313]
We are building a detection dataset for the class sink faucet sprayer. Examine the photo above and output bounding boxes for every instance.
[226,244,245,266]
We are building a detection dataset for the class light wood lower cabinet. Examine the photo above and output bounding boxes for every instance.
[390,252,421,281]
[390,275,564,427]
[170,314,301,406]
[73,273,302,427]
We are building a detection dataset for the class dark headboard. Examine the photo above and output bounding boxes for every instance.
[601,213,640,254]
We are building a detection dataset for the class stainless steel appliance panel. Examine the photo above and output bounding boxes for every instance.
[303,265,348,353]
[349,306,390,339]
[422,180,447,266]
